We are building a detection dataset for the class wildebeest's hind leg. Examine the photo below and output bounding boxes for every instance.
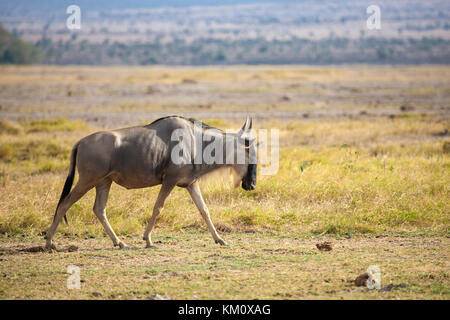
[187,181,229,246]
[93,178,129,249]
[143,181,176,248]
[45,181,92,249]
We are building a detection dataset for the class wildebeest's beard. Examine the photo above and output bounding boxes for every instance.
[242,163,257,191]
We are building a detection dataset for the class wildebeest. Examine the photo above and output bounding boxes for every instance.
[45,116,257,249]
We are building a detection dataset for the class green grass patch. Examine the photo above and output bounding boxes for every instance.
[22,118,88,133]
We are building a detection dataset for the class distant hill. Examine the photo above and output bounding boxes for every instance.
[0,0,449,65]
[0,0,278,12]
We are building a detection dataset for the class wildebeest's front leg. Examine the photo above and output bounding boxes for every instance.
[187,181,229,246]
[143,181,176,248]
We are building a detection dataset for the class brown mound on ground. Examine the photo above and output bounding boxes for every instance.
[20,245,78,253]
[21,246,46,253]
[316,241,333,251]
[66,245,79,252]
[354,272,369,286]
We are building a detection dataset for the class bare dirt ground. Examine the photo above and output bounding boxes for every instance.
[0,232,448,300]
[1,65,449,128]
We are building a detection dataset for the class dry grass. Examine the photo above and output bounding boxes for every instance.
[0,65,448,117]
[0,65,449,299]
[1,65,449,86]
[0,233,448,299]
[0,116,448,237]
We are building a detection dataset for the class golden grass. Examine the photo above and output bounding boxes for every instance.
[1,65,449,86]
[0,117,448,237]
[1,65,448,116]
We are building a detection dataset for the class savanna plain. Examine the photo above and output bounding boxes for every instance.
[0,65,448,299]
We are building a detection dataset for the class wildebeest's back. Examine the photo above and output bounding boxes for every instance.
[76,116,194,189]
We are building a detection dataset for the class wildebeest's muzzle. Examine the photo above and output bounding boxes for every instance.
[242,164,257,191]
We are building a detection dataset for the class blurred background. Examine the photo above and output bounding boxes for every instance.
[0,0,449,126]
[0,0,449,65]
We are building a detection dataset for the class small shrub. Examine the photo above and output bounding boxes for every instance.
[0,120,23,135]
[443,141,450,154]
[0,144,13,161]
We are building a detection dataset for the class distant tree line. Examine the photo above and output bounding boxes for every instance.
[0,26,42,64]
[1,25,450,65]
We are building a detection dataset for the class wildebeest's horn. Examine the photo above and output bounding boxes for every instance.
[238,116,249,136]
[248,117,253,131]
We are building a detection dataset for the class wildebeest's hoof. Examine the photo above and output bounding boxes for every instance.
[215,239,230,246]
[118,243,131,249]
[146,244,157,249]
[45,243,56,251]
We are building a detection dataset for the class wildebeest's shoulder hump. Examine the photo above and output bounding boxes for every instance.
[146,115,218,131]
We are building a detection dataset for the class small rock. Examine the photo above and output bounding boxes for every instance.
[380,285,393,292]
[316,241,333,251]
[67,245,78,252]
[354,273,369,286]
[380,284,408,292]
[145,86,158,94]
[92,292,103,297]
[400,104,415,112]
[182,78,197,84]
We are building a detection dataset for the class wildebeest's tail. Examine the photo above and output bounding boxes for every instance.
[53,143,79,225]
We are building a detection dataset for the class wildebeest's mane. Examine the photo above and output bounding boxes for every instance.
[148,115,223,132]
